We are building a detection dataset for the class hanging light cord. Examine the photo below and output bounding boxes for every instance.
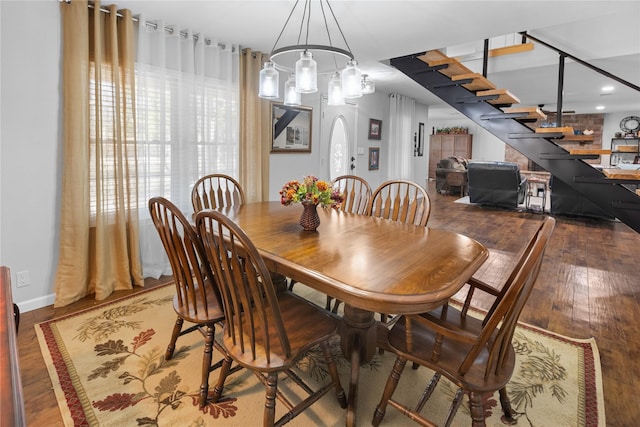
[269,0,301,55]
[325,0,354,56]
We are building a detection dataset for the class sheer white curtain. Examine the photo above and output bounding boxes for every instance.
[387,94,416,180]
[135,17,240,278]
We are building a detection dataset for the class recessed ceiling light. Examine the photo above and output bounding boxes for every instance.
[601,85,614,92]
[595,105,606,110]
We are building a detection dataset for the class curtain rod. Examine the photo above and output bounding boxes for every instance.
[61,0,234,52]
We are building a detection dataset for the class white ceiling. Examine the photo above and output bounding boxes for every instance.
[116,0,640,117]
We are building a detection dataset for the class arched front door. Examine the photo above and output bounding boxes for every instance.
[320,97,358,181]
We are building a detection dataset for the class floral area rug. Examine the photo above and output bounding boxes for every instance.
[36,283,605,426]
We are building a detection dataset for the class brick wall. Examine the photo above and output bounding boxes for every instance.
[505,113,604,170]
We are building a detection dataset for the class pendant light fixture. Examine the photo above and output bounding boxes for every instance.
[258,0,373,102]
[327,72,344,105]
[284,74,302,105]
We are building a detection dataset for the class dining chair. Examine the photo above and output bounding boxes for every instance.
[367,179,431,226]
[149,196,237,408]
[289,175,373,312]
[195,209,348,427]
[191,173,245,212]
[191,175,289,292]
[333,174,372,215]
[372,216,556,427]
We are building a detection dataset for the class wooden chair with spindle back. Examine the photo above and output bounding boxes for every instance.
[333,174,372,215]
[192,174,289,293]
[148,196,237,409]
[195,209,347,427]
[367,179,431,226]
[372,216,556,427]
[191,173,245,212]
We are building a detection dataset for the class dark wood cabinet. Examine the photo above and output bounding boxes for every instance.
[428,134,473,179]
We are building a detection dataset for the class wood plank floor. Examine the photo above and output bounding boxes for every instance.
[17,182,640,426]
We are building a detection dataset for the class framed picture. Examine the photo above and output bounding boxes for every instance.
[368,118,382,140]
[271,103,312,153]
[368,147,380,170]
[417,122,425,156]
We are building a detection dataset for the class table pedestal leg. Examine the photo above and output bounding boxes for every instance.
[339,304,378,427]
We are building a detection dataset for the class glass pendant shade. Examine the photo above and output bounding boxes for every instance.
[295,51,318,93]
[258,61,279,99]
[361,74,375,94]
[284,74,301,105]
[327,72,345,106]
[341,60,362,98]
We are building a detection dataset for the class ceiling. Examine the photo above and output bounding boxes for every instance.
[115,1,640,118]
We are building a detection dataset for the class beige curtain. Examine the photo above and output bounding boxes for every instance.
[239,49,271,202]
[55,0,143,307]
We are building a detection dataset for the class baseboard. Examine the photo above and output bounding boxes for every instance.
[16,293,56,313]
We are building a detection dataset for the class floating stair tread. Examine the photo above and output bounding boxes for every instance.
[476,89,520,105]
[569,149,611,155]
[602,168,640,180]
[417,50,473,77]
[503,106,547,121]
[535,126,574,136]
[418,49,449,64]
[451,73,496,91]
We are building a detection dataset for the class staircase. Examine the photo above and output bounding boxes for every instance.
[390,49,640,233]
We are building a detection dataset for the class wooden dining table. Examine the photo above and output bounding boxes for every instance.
[215,201,489,426]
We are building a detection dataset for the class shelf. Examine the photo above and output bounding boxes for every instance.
[559,135,595,142]
[614,146,638,153]
[535,126,574,136]
[569,149,610,155]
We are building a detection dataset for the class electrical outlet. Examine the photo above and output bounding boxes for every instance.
[16,270,30,287]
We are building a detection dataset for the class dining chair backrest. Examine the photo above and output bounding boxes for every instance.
[196,210,291,363]
[332,175,372,215]
[367,179,431,226]
[474,216,556,375]
[149,196,222,318]
[416,216,556,377]
[191,174,245,212]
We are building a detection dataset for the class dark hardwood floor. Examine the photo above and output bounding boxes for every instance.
[17,181,640,426]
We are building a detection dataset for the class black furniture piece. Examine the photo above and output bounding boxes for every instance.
[467,161,527,209]
[550,175,615,220]
[435,156,468,195]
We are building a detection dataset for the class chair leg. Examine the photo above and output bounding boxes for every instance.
[210,353,234,403]
[498,387,517,425]
[468,391,486,427]
[321,341,347,408]
[199,324,215,408]
[330,298,343,314]
[264,372,278,427]
[372,356,407,427]
[166,317,183,360]
[325,295,334,311]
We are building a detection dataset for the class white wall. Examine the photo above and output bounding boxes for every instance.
[0,0,61,311]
